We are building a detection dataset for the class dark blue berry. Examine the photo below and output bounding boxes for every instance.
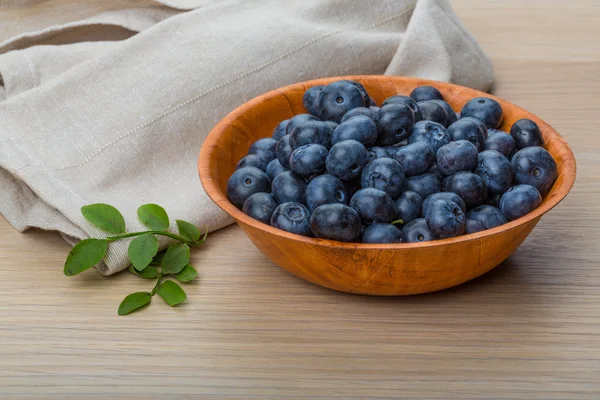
[242,192,278,224]
[484,130,516,159]
[266,158,287,180]
[289,120,332,150]
[305,174,348,212]
[303,85,324,117]
[286,113,318,135]
[474,150,513,194]
[499,184,542,220]
[410,86,443,102]
[447,117,487,151]
[393,142,435,177]
[326,139,369,181]
[404,173,441,200]
[428,163,444,180]
[408,120,451,153]
[442,171,488,209]
[275,134,293,168]
[425,199,466,239]
[347,80,371,107]
[271,170,308,204]
[272,119,289,141]
[510,118,544,150]
[394,191,423,226]
[431,99,457,126]
[340,107,376,122]
[422,192,466,217]
[317,80,366,122]
[435,140,478,176]
[289,144,328,178]
[465,219,486,234]
[332,116,378,146]
[511,146,557,197]
[460,97,503,129]
[248,138,277,164]
[309,203,363,242]
[325,120,339,131]
[466,205,507,230]
[401,218,435,243]
[271,202,312,236]
[227,167,271,208]
[362,223,404,244]
[417,101,448,126]
[236,154,267,171]
[367,146,391,161]
[381,95,423,121]
[350,188,396,224]
[375,103,415,145]
[360,158,406,198]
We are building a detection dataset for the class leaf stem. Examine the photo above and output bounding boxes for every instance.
[150,273,163,296]
[106,230,205,246]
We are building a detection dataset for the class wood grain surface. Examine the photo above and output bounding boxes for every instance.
[1,1,599,399]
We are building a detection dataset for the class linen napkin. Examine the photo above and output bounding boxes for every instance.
[0,0,493,275]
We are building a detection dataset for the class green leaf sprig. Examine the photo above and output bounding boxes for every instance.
[64,203,206,315]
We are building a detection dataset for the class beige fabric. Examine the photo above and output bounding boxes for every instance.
[0,0,494,275]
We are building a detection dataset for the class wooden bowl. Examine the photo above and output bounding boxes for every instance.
[198,76,576,295]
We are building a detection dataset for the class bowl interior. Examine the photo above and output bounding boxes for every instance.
[199,76,576,247]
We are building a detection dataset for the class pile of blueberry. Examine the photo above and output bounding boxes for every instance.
[227,80,558,243]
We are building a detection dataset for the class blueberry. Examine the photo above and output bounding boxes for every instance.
[460,97,503,129]
[465,219,486,234]
[393,142,434,177]
[303,85,324,117]
[360,158,406,198]
[466,205,507,230]
[275,134,293,168]
[309,203,363,242]
[236,154,267,171]
[350,188,396,224]
[270,202,312,236]
[227,167,271,208]
[422,192,466,217]
[271,170,308,204]
[367,146,391,161]
[428,163,444,181]
[431,99,457,126]
[510,118,544,150]
[404,173,441,200]
[499,184,542,220]
[332,116,378,146]
[317,80,366,122]
[370,106,380,113]
[417,101,448,126]
[484,130,516,159]
[381,95,423,121]
[248,138,277,164]
[425,199,466,239]
[289,144,328,178]
[408,121,451,153]
[242,192,278,224]
[375,103,415,145]
[305,174,348,212]
[410,85,443,102]
[346,80,371,107]
[286,113,318,135]
[326,139,369,181]
[511,146,558,196]
[435,140,478,176]
[340,107,376,123]
[394,191,423,226]
[488,128,505,136]
[289,120,332,150]
[362,223,404,244]
[447,117,487,151]
[442,171,488,209]
[325,121,339,131]
[474,150,513,194]
[401,218,435,243]
[369,97,378,107]
[266,158,287,180]
[272,119,289,141]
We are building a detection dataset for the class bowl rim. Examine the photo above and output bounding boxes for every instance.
[198,75,576,250]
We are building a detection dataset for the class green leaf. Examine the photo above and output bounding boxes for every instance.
[176,220,201,242]
[128,234,159,271]
[128,265,159,279]
[150,250,166,265]
[64,239,108,276]
[137,204,169,230]
[118,292,151,315]
[156,280,187,306]
[161,243,190,274]
[81,203,126,234]
[173,265,198,282]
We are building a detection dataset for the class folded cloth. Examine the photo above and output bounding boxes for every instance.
[0,0,493,275]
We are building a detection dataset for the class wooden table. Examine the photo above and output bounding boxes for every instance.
[1,1,599,398]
